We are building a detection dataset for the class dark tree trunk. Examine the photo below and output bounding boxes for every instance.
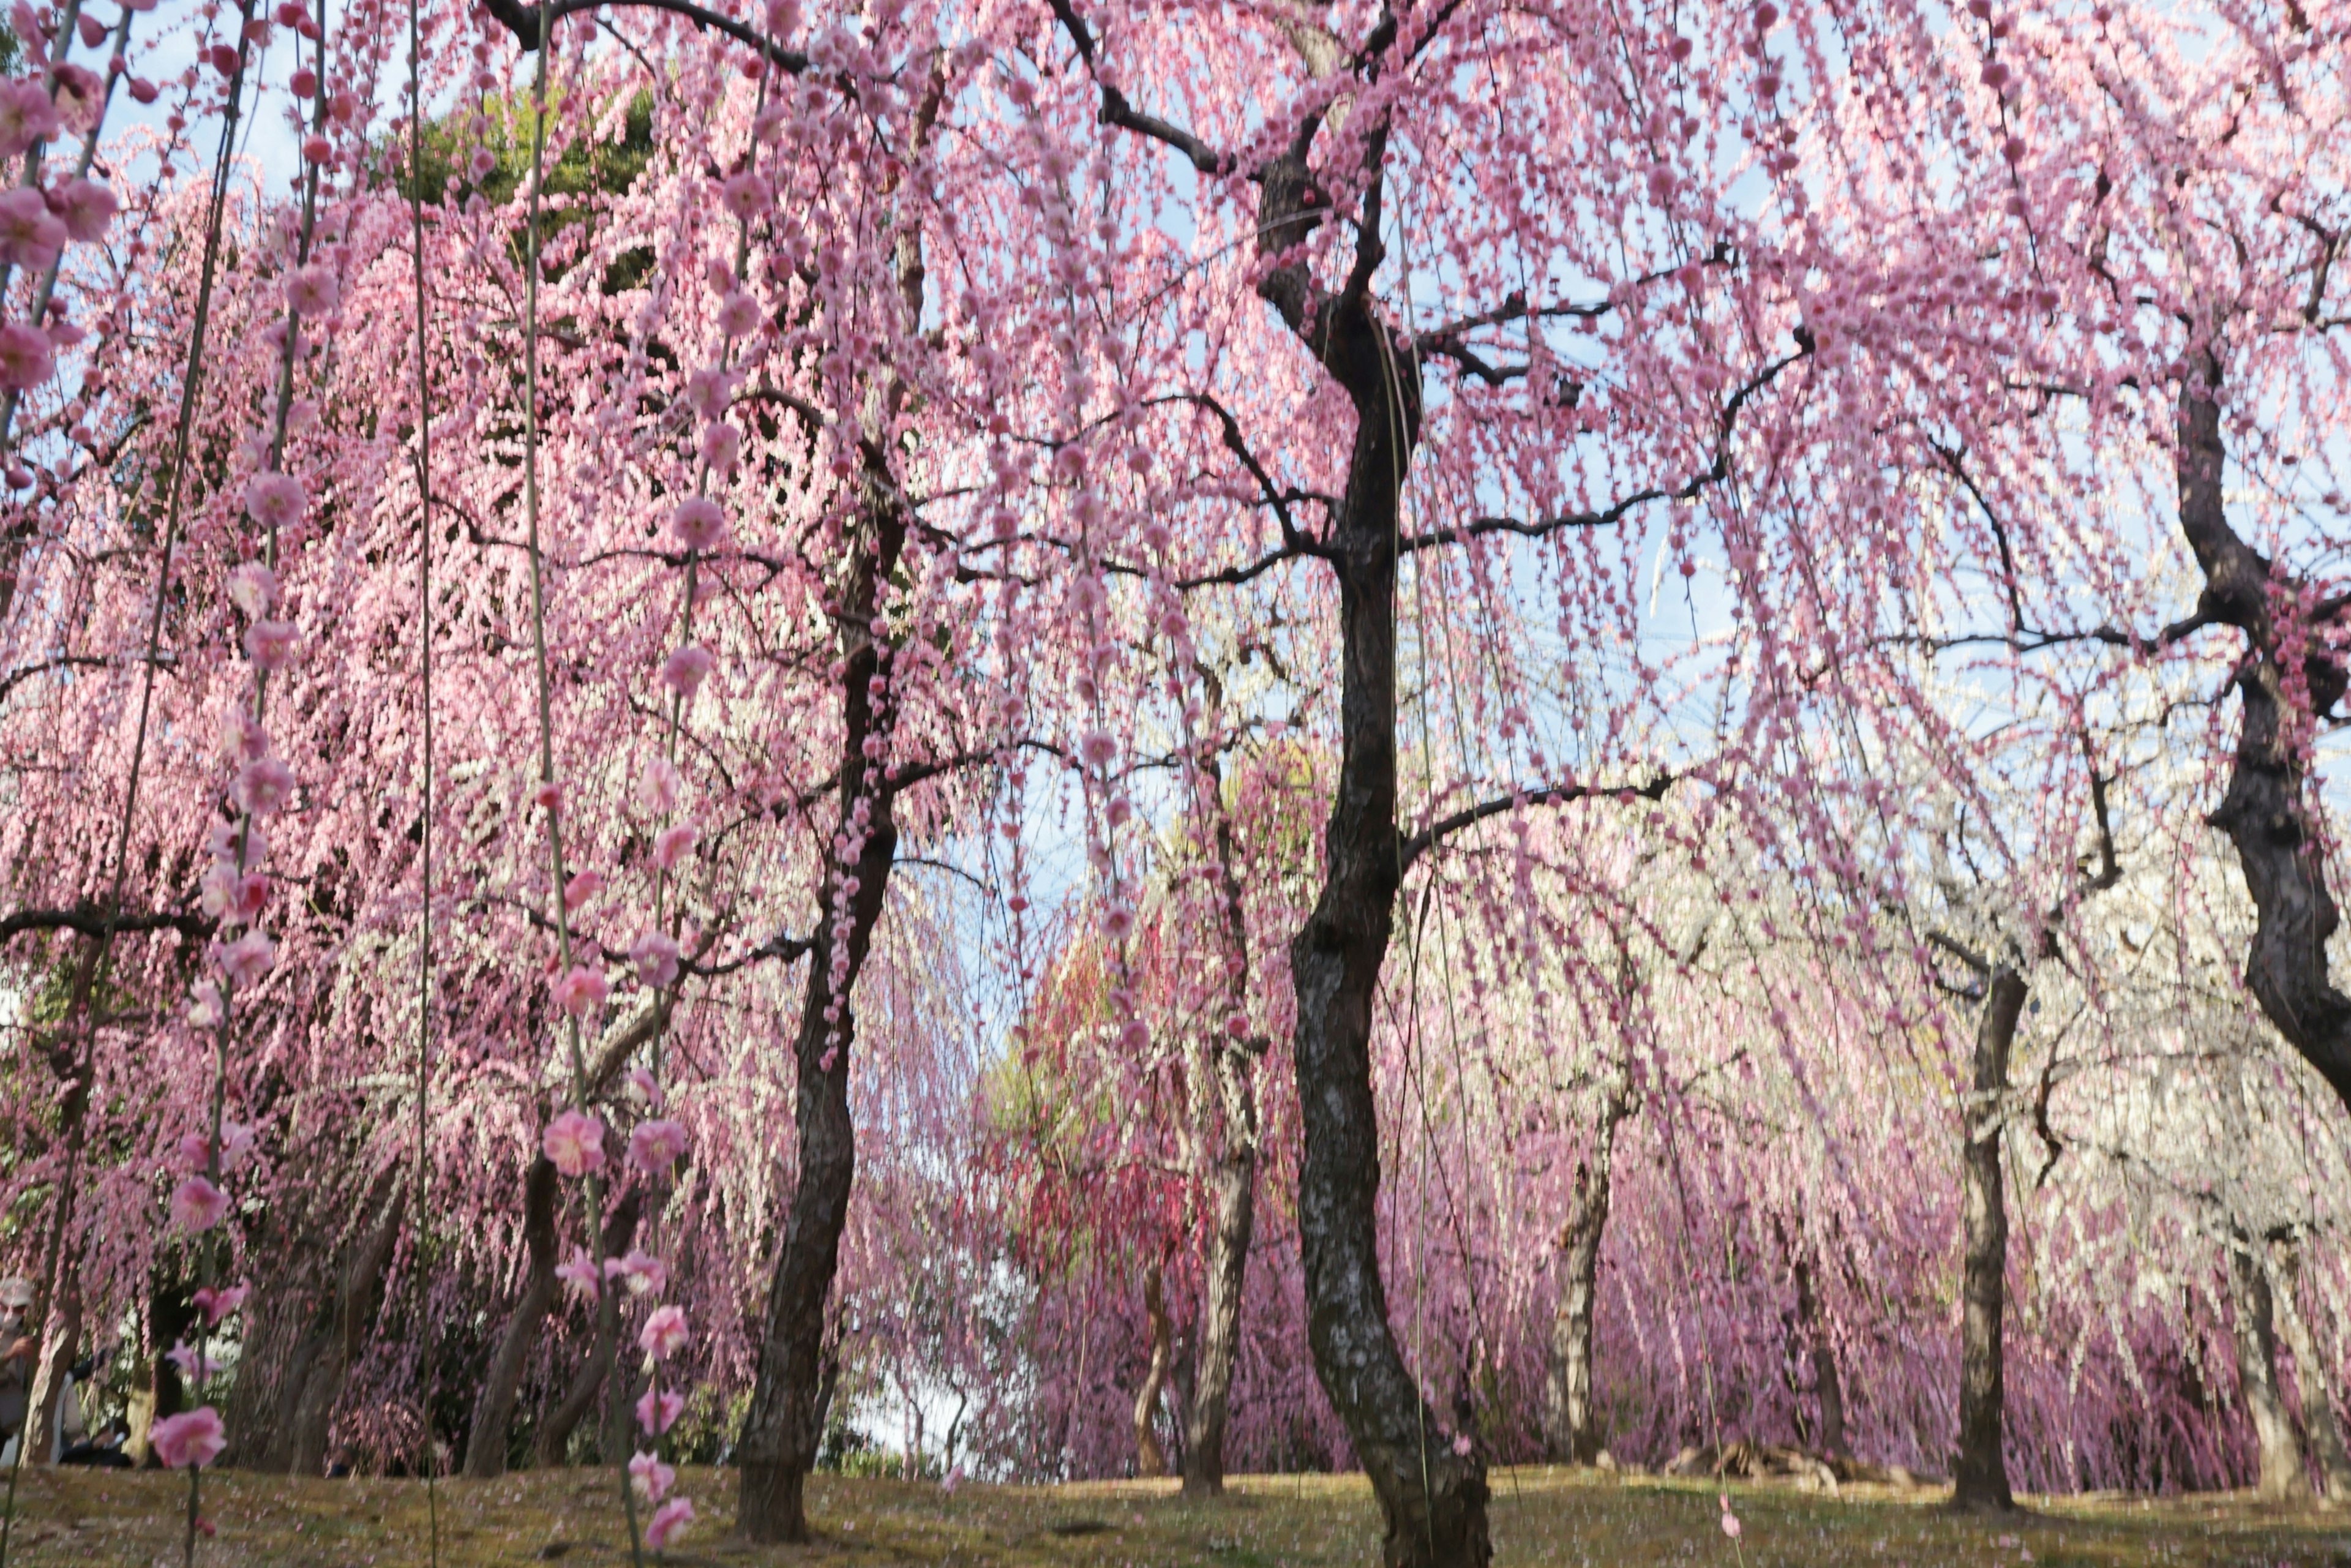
[1952,967,2023,1512]
[463,1155,560,1478]
[1255,128,1489,1566]
[463,1000,666,1479]
[2171,354,2351,1110]
[533,1185,644,1467]
[734,331,917,1543]
[1134,1263,1173,1478]
[287,1174,408,1477]
[142,1282,197,1463]
[1542,1106,1621,1465]
[2267,1236,2351,1501]
[2228,1231,2313,1502]
[1791,1251,1847,1460]
[1183,764,1260,1501]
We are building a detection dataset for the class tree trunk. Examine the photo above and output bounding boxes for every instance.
[1133,1263,1173,1477]
[22,1277,80,1465]
[287,1174,408,1477]
[2169,354,2351,1111]
[1542,1106,1620,1465]
[1183,1123,1255,1496]
[2267,1236,2351,1502]
[735,324,917,1542]
[1953,967,2023,1512]
[533,1185,644,1468]
[1256,132,1488,1564]
[463,1155,560,1477]
[1791,1251,1847,1460]
[2228,1230,2313,1502]
[462,1000,666,1478]
[1182,768,1260,1501]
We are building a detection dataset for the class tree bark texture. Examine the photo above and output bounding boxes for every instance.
[533,1185,644,1467]
[1258,126,1490,1567]
[462,999,666,1478]
[286,1174,408,1477]
[1183,756,1261,1500]
[1953,967,2023,1512]
[1134,1263,1174,1478]
[2227,1231,2314,1502]
[2172,356,2351,1113]
[734,277,919,1539]
[1542,1105,1621,1465]
[463,1155,560,1477]
[1791,1250,1847,1460]
[2267,1236,2351,1502]
[21,1278,79,1466]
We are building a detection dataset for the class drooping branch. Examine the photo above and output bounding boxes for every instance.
[1401,342,1807,555]
[1400,773,1677,874]
[1049,0,1232,175]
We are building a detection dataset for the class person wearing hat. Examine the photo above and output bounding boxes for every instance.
[0,1277,34,1463]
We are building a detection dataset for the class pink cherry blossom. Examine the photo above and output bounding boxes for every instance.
[716,290,762,338]
[542,1108,607,1177]
[283,264,339,317]
[167,1340,223,1379]
[563,869,605,912]
[149,1407,227,1469]
[0,321,52,391]
[639,1304,689,1360]
[192,1281,249,1326]
[629,1450,676,1503]
[719,168,767,220]
[243,618,298,670]
[670,497,727,553]
[652,824,697,872]
[604,1248,667,1296]
[0,80,59,159]
[639,757,681,815]
[628,1118,689,1174]
[0,184,63,267]
[699,420,741,471]
[227,561,277,619]
[683,367,737,419]
[636,1384,684,1436]
[553,965,609,1018]
[631,930,680,989]
[243,471,307,530]
[645,1496,696,1550]
[661,645,714,696]
[171,1176,230,1232]
[212,930,276,986]
[45,176,115,243]
[234,755,296,815]
[555,1246,602,1300]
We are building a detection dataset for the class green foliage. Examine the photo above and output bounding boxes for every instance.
[383,87,657,290]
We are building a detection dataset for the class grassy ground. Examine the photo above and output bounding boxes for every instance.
[2,1463,2349,1566]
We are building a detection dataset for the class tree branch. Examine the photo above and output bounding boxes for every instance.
[1402,340,1805,554]
[0,903,215,945]
[1399,772,1676,873]
[1049,0,1231,174]
[481,0,809,72]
